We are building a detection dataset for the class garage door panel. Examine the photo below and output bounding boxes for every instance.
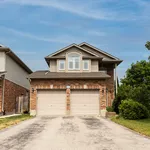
[37,90,66,116]
[71,90,99,115]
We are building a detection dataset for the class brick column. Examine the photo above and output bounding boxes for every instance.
[30,87,37,116]
[66,88,70,115]
[100,87,107,117]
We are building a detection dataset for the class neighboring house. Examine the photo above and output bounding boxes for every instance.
[29,42,122,116]
[0,45,32,115]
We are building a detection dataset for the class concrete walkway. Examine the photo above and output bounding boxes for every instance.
[0,116,150,150]
[0,114,21,119]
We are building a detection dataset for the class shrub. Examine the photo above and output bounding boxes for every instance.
[106,106,114,112]
[119,99,149,120]
[112,84,133,114]
[112,97,122,114]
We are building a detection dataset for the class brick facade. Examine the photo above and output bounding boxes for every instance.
[3,79,28,114]
[30,78,114,116]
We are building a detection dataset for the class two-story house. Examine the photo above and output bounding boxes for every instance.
[0,45,32,115]
[29,42,122,116]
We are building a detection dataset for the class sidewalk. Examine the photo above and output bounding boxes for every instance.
[0,114,21,119]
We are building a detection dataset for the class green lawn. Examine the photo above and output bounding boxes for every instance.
[111,117,150,137]
[0,114,33,130]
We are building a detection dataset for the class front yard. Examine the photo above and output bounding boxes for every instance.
[0,114,33,130]
[111,117,150,137]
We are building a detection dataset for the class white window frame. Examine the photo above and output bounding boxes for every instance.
[68,54,80,70]
[83,60,89,70]
[59,60,65,70]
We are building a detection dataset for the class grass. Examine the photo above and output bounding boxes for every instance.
[111,117,150,137]
[0,114,33,130]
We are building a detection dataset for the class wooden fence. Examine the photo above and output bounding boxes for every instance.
[16,95,29,114]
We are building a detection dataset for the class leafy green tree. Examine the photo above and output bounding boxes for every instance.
[113,60,150,113]
[145,41,150,61]
[121,60,150,88]
[145,41,150,50]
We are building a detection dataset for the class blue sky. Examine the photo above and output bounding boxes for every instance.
[0,0,150,80]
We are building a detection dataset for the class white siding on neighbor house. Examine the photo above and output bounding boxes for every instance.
[0,52,6,72]
[91,60,99,72]
[5,55,30,89]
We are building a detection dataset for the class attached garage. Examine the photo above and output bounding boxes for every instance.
[37,90,66,116]
[70,90,100,115]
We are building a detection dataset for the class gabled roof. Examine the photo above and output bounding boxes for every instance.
[79,42,120,60]
[0,46,32,74]
[45,43,100,58]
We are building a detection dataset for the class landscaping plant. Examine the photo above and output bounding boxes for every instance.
[106,106,114,112]
[119,99,149,120]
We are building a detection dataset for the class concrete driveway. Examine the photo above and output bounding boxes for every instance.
[0,116,150,150]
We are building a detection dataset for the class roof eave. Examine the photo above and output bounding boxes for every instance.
[0,47,32,73]
[29,76,110,79]
[79,42,121,60]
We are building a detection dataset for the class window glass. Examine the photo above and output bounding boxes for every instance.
[68,53,80,70]
[83,60,89,70]
[59,60,65,70]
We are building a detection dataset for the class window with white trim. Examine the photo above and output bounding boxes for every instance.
[59,60,65,70]
[68,53,80,70]
[83,60,89,70]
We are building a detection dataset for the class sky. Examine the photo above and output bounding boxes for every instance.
[0,0,150,80]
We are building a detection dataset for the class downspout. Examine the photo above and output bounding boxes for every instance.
[2,75,5,115]
[115,64,117,95]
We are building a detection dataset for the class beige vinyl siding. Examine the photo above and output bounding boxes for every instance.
[50,60,57,72]
[91,60,99,72]
[5,55,30,89]
[0,52,6,72]
[56,47,92,57]
[55,47,93,72]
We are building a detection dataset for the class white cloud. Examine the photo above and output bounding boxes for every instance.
[1,0,118,20]
[0,26,83,44]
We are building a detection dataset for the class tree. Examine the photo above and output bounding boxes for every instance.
[121,60,150,88]
[145,41,150,50]
[113,60,150,113]
[145,41,150,61]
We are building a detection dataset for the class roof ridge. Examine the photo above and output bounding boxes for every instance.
[78,42,120,60]
[45,43,99,58]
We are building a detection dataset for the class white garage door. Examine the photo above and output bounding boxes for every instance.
[70,90,100,115]
[37,90,66,116]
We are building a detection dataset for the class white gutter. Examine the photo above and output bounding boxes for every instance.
[115,64,118,94]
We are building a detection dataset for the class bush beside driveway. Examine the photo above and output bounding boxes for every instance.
[0,114,33,130]
[111,117,150,137]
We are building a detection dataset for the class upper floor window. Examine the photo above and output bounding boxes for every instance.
[83,60,89,70]
[59,60,65,70]
[68,53,80,70]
